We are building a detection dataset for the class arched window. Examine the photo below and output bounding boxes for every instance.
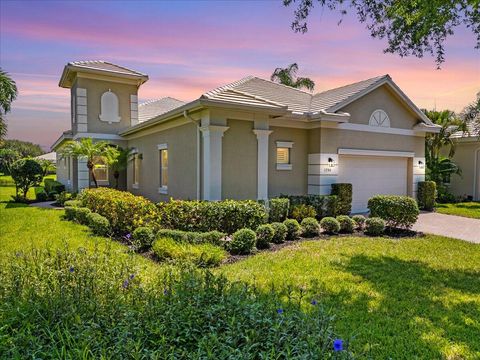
[99,90,121,123]
[369,109,390,127]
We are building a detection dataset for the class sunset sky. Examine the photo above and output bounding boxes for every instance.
[1,0,479,150]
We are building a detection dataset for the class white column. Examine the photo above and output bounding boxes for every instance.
[200,125,229,200]
[77,158,90,191]
[307,153,339,195]
[253,129,273,200]
[76,88,88,133]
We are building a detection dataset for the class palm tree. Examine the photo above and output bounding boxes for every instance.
[60,138,114,188]
[0,69,18,141]
[460,92,480,135]
[106,146,135,189]
[270,63,315,91]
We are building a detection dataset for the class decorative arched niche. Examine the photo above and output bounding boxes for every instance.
[99,90,121,124]
[369,109,390,127]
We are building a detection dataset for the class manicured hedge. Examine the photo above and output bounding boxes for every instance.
[80,188,159,234]
[280,194,337,218]
[157,199,268,234]
[417,181,436,211]
[156,229,226,246]
[368,195,419,229]
[267,198,290,222]
[331,183,352,215]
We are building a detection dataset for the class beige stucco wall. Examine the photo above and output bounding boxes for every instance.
[222,119,257,199]
[341,85,419,129]
[449,141,479,199]
[126,122,197,202]
[268,126,308,197]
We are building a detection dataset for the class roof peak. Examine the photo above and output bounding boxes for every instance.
[313,74,389,97]
[139,97,184,106]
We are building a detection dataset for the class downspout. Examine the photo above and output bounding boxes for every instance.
[184,110,201,200]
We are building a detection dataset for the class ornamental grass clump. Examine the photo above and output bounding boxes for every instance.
[301,217,320,237]
[283,219,301,240]
[271,222,288,244]
[320,217,340,235]
[256,224,275,249]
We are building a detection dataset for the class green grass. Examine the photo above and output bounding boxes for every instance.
[220,236,480,359]
[0,174,56,202]
[436,202,480,219]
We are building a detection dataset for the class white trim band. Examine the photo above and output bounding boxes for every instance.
[338,148,415,158]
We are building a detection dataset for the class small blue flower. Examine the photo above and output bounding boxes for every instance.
[69,266,75,273]
[163,288,169,295]
[124,233,131,240]
[276,308,284,314]
[122,280,129,289]
[333,339,343,352]
[129,274,135,280]
[311,299,317,305]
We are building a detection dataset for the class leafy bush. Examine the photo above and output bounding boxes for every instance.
[271,222,287,244]
[352,214,366,230]
[44,178,66,197]
[64,199,82,208]
[436,185,458,203]
[283,219,301,240]
[152,237,227,267]
[320,217,340,234]
[75,207,91,225]
[365,217,385,236]
[256,224,275,249]
[228,228,257,255]
[280,194,337,218]
[156,229,226,246]
[34,187,48,202]
[158,199,268,234]
[55,191,77,206]
[10,158,43,199]
[336,215,355,233]
[331,183,352,215]
[64,206,76,221]
[86,212,111,236]
[80,188,159,234]
[417,181,436,211]
[291,204,317,222]
[0,247,348,358]
[267,198,290,222]
[132,226,155,250]
[368,195,419,229]
[301,217,320,237]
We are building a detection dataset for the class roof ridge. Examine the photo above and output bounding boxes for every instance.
[68,60,147,76]
[253,76,314,95]
[202,76,255,97]
[139,97,184,106]
[313,74,388,97]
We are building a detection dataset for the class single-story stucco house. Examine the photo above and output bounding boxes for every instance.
[52,61,440,213]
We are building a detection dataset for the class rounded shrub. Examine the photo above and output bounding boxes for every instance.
[365,217,385,236]
[320,217,340,234]
[291,204,317,222]
[86,212,110,236]
[283,219,300,240]
[368,195,419,229]
[64,200,82,208]
[64,206,76,221]
[271,222,287,244]
[132,226,156,251]
[336,215,355,233]
[352,215,366,230]
[256,224,275,249]
[301,217,320,238]
[229,228,257,255]
[75,207,91,225]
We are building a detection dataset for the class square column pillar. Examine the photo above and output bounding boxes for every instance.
[253,129,273,200]
[200,125,229,200]
[77,158,90,191]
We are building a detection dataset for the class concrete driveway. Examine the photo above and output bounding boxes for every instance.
[413,212,480,243]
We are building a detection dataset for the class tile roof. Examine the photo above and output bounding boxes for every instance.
[451,122,479,139]
[69,60,147,77]
[138,97,186,123]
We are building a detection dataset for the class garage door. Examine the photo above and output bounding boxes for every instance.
[338,155,408,213]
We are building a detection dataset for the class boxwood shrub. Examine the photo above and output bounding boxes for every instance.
[331,183,352,215]
[86,212,111,236]
[320,217,340,234]
[368,195,419,229]
[365,217,385,236]
[267,198,290,222]
[157,199,267,234]
[336,215,355,233]
[280,194,337,218]
[228,228,257,255]
[75,207,91,225]
[291,204,317,222]
[301,217,320,237]
[34,187,48,202]
[283,219,300,240]
[132,226,156,250]
[64,206,76,221]
[256,224,275,249]
[156,229,226,246]
[417,181,436,211]
[352,214,366,230]
[271,222,287,244]
[64,200,82,208]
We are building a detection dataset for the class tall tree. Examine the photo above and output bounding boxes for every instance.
[0,139,44,158]
[460,92,480,135]
[106,146,135,189]
[0,69,18,140]
[271,63,315,90]
[60,138,114,188]
[283,0,480,67]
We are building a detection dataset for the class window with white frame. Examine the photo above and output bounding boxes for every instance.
[276,141,293,170]
[93,156,108,182]
[132,152,140,188]
[369,109,390,127]
[158,144,168,193]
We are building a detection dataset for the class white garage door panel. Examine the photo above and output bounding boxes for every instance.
[338,156,408,213]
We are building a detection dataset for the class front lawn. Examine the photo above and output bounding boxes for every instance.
[436,202,480,219]
[221,236,480,359]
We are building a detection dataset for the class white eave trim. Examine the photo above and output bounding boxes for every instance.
[338,148,415,158]
[73,133,124,141]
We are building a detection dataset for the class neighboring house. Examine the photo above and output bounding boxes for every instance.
[35,151,56,163]
[449,123,480,200]
[52,60,440,213]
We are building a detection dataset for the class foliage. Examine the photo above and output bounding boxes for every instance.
[352,215,366,230]
[283,218,301,240]
[368,195,419,229]
[152,237,227,267]
[436,202,480,219]
[331,183,352,215]
[436,184,459,203]
[0,148,20,174]
[267,198,290,222]
[157,199,268,234]
[301,217,320,237]
[228,228,257,255]
[336,215,355,233]
[55,191,77,206]
[270,63,315,90]
[75,207,91,225]
[105,146,135,188]
[0,139,43,158]
[64,206,77,221]
[64,199,82,208]
[86,212,111,236]
[256,224,275,249]
[37,158,55,178]
[43,178,66,197]
[80,188,159,234]
[132,226,156,251]
[417,181,437,211]
[283,0,480,66]
[365,217,386,236]
[10,158,43,199]
[34,186,47,202]
[281,194,337,218]
[271,222,288,244]
[427,156,461,187]
[320,217,340,234]
[0,69,18,139]
[157,229,226,246]
[291,204,317,222]
[460,92,480,135]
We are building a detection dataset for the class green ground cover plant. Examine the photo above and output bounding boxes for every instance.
[436,202,480,219]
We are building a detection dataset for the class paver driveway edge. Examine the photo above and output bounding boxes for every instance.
[413,212,480,243]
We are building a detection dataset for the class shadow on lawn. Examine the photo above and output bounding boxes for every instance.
[332,255,480,358]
